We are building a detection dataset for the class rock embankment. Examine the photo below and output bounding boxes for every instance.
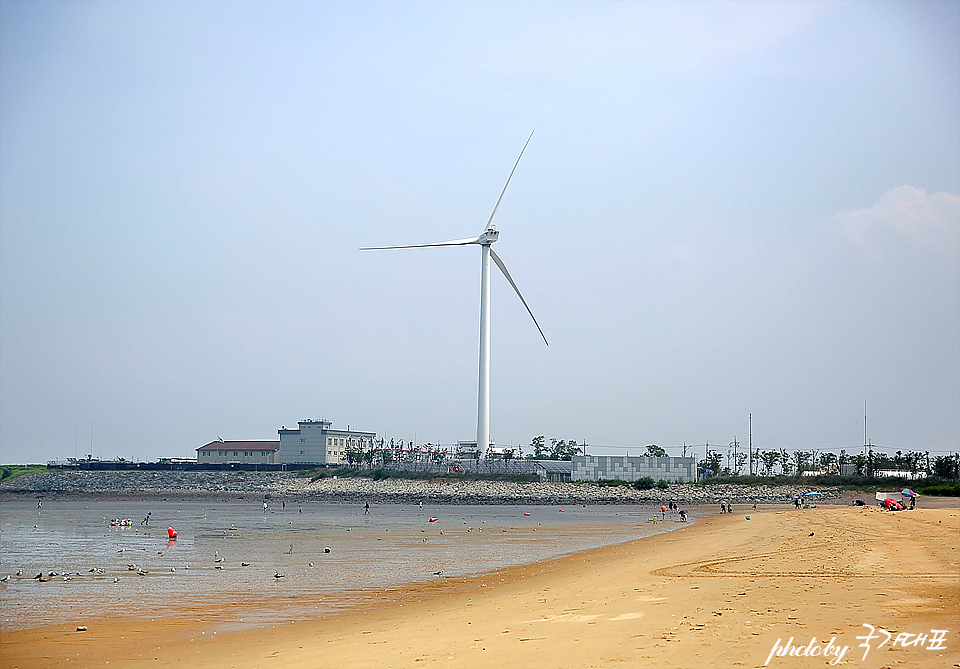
[0,470,839,505]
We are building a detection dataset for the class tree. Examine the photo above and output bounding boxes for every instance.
[527,435,548,460]
[698,451,722,477]
[344,446,364,468]
[779,449,793,476]
[549,438,582,461]
[819,452,838,474]
[734,451,748,475]
[932,454,960,480]
[644,444,667,457]
[837,449,849,474]
[760,450,780,476]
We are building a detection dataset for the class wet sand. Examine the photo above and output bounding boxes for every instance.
[3,502,957,669]
[0,501,682,631]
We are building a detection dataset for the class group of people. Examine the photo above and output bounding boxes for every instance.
[719,500,733,513]
[660,501,687,522]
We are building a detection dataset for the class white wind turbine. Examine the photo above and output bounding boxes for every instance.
[362,131,548,456]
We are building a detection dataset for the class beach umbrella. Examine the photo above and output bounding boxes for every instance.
[898,488,919,497]
[800,491,822,497]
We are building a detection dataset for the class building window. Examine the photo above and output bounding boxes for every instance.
[300,450,306,455]
[301,438,305,443]
[244,451,251,456]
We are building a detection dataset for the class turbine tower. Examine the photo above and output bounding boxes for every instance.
[362,131,548,456]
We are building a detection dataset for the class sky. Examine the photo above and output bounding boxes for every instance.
[1,1,958,464]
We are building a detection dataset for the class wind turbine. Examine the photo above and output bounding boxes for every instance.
[361,131,548,457]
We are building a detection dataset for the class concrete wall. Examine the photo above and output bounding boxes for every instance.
[571,455,697,483]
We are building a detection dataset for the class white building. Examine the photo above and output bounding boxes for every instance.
[278,419,376,466]
[196,440,280,464]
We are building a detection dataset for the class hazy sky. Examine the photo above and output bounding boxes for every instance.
[2,1,958,464]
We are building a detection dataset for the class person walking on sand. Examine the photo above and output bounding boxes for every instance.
[752,499,758,511]
[263,501,268,513]
[364,501,370,515]
[141,512,151,526]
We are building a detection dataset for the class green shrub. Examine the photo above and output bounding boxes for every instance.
[657,479,669,489]
[633,477,656,490]
[918,482,960,497]
[0,464,46,484]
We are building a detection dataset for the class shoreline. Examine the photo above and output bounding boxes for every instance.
[1,470,846,505]
[2,503,957,668]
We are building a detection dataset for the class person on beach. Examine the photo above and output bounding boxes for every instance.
[37,500,42,510]
[141,512,151,526]
[752,500,758,511]
[719,501,726,513]
[263,501,268,513]
[679,509,687,522]
[364,501,370,515]
[282,500,285,510]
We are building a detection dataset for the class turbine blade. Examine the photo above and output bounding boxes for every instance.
[490,247,548,346]
[361,237,480,250]
[481,130,534,234]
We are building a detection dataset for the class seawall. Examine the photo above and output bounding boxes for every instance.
[0,470,840,505]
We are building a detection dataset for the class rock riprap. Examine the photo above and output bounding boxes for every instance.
[1,470,839,505]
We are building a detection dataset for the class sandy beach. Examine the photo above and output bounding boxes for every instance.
[3,503,957,669]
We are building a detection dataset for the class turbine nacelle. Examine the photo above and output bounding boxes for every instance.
[478,227,499,244]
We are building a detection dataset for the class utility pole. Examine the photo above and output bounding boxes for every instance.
[682,441,687,458]
[748,413,753,476]
[864,399,872,477]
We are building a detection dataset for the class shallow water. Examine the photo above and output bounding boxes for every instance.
[0,499,690,630]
